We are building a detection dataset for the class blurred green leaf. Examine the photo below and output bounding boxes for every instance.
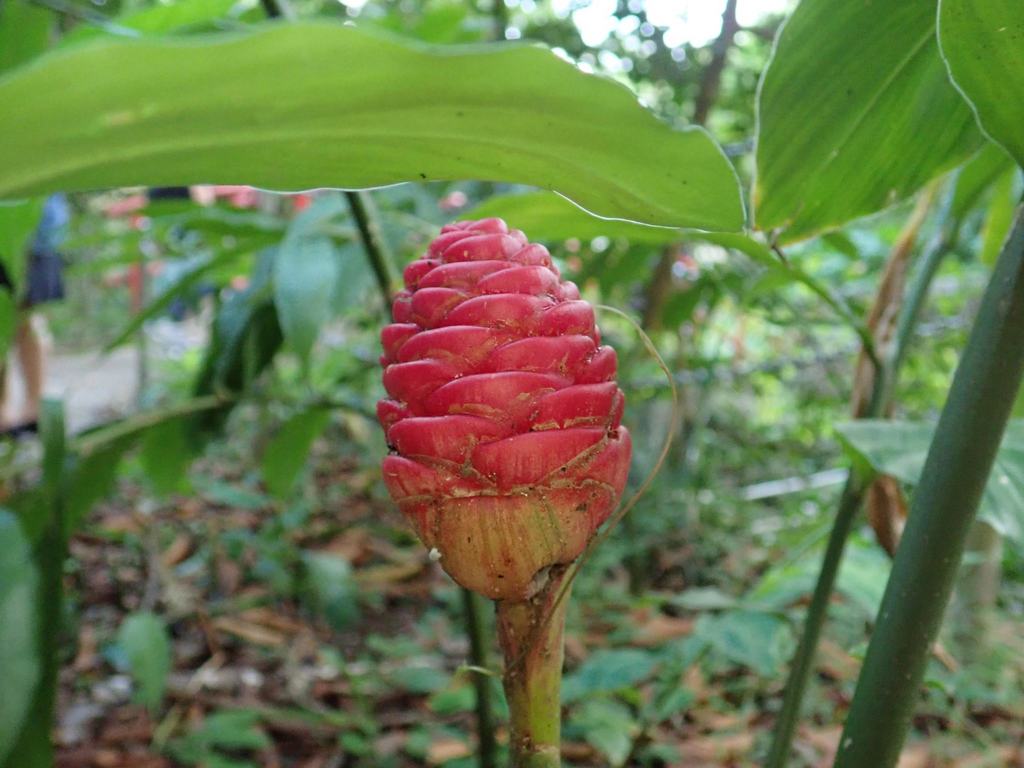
[371,2,478,45]
[646,685,695,724]
[40,399,66,503]
[387,665,450,695]
[261,407,330,498]
[141,418,194,496]
[65,436,134,530]
[105,247,248,352]
[197,479,268,511]
[196,711,270,749]
[562,648,658,703]
[169,709,269,765]
[837,420,1024,543]
[571,698,638,766]
[63,0,243,44]
[755,0,983,241]
[0,24,744,231]
[749,537,891,618]
[0,511,39,765]
[980,169,1021,266]
[952,143,1017,218]
[147,203,288,238]
[117,612,171,713]
[193,251,282,433]
[428,682,476,716]
[940,0,1024,168]
[332,242,375,311]
[302,552,360,631]
[694,610,793,677]
[274,235,340,365]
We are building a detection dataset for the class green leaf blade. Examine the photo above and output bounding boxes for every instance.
[939,0,1024,169]
[0,0,53,74]
[837,419,1024,544]
[0,511,40,765]
[0,23,744,231]
[755,0,983,242]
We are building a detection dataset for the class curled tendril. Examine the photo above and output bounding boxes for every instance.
[515,303,679,663]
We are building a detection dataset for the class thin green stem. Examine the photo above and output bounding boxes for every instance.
[462,589,497,768]
[883,218,960,404]
[766,192,962,767]
[344,190,397,309]
[496,570,569,768]
[836,205,1024,767]
[763,475,867,768]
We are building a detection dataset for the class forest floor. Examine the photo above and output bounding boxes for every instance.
[50,459,1024,768]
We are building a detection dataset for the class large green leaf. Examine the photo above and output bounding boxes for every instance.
[837,420,1024,544]
[940,0,1024,170]
[0,511,39,765]
[0,0,52,74]
[0,23,743,231]
[755,0,983,242]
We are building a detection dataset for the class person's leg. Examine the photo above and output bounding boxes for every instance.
[15,312,44,426]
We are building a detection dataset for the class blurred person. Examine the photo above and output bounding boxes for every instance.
[0,193,70,435]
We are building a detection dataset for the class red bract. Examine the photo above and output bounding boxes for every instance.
[379,218,631,601]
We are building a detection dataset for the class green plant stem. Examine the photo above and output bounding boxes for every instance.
[462,589,498,768]
[344,190,397,309]
[763,475,867,768]
[836,204,1024,767]
[496,570,570,768]
[766,192,962,767]
[766,328,893,766]
[885,214,960,400]
[3,402,68,768]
